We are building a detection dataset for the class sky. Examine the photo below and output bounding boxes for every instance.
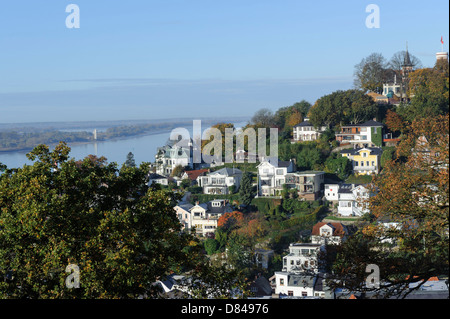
[0,0,448,123]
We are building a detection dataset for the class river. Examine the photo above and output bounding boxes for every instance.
[0,121,248,169]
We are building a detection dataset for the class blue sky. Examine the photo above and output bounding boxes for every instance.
[0,0,448,123]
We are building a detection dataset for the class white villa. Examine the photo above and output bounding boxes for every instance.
[155,139,195,176]
[292,121,327,143]
[197,167,242,195]
[311,222,348,245]
[257,159,296,196]
[336,184,370,217]
[175,199,233,236]
[282,243,324,273]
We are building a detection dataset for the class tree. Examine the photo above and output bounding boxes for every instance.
[0,142,239,299]
[308,90,378,128]
[239,172,254,206]
[170,164,185,177]
[354,53,387,94]
[398,62,449,122]
[324,153,352,180]
[125,151,136,167]
[250,108,275,128]
[330,114,449,298]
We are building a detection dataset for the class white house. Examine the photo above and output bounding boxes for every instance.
[257,159,296,196]
[337,184,370,217]
[273,272,329,298]
[178,199,233,236]
[148,173,169,186]
[292,121,327,143]
[197,167,242,195]
[282,243,323,273]
[155,139,194,176]
[174,203,194,231]
[311,222,348,245]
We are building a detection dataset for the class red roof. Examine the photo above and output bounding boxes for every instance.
[311,222,347,237]
[184,169,209,181]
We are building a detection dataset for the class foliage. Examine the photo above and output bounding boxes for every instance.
[124,152,136,167]
[353,53,387,94]
[324,153,352,180]
[401,64,449,122]
[0,142,239,299]
[239,172,254,206]
[331,114,449,298]
[308,89,378,128]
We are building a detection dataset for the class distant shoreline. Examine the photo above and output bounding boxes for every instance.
[0,117,250,154]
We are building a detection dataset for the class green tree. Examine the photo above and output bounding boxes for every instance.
[354,53,387,94]
[0,142,241,299]
[125,151,136,167]
[239,172,254,206]
[308,90,378,128]
[324,153,352,180]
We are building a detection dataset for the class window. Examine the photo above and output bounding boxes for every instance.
[367,161,370,166]
[362,152,367,157]
[280,279,285,286]
[360,161,364,167]
[302,291,308,297]
[288,291,294,296]
[372,161,375,166]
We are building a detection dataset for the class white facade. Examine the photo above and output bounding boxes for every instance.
[282,243,323,273]
[177,200,232,236]
[324,184,340,201]
[197,168,242,195]
[337,184,370,217]
[274,272,316,297]
[155,140,194,176]
[292,121,327,142]
[257,159,295,196]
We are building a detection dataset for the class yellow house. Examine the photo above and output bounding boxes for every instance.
[340,147,382,175]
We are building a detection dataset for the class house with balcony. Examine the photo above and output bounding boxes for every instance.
[335,120,384,148]
[292,120,327,143]
[257,159,296,196]
[284,171,325,200]
[155,139,194,176]
[178,199,233,236]
[282,243,324,273]
[196,167,242,194]
[340,147,382,175]
[337,184,370,217]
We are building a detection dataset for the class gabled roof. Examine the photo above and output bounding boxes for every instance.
[312,222,347,237]
[184,169,209,181]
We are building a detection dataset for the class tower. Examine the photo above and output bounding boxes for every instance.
[402,42,414,78]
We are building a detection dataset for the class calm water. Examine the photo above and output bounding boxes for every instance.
[0,121,247,169]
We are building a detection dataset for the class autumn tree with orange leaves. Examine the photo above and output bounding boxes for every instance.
[330,114,449,298]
